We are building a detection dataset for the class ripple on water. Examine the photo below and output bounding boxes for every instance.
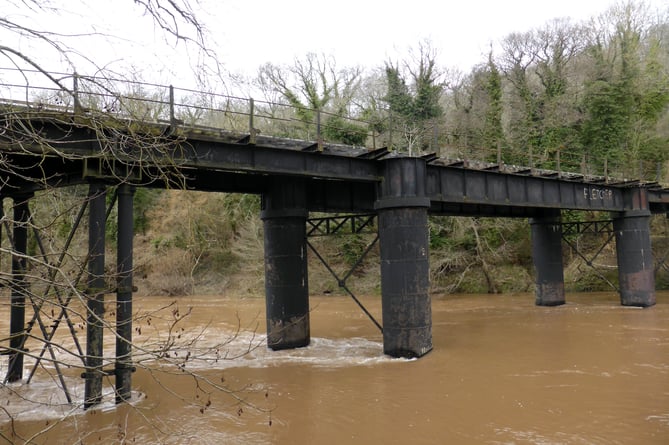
[186,333,402,370]
[0,376,146,423]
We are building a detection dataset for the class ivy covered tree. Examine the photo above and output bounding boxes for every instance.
[482,52,505,162]
[580,1,669,177]
[383,41,445,154]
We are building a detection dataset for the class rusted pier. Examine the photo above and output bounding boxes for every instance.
[261,178,310,350]
[530,211,566,306]
[7,194,31,383]
[529,189,657,308]
[376,158,432,358]
[613,209,655,307]
[115,184,135,403]
[84,183,107,408]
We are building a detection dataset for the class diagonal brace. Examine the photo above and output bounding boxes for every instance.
[307,235,383,333]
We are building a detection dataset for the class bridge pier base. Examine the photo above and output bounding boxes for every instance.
[376,158,432,358]
[7,195,32,383]
[115,184,135,403]
[84,183,106,409]
[530,212,565,306]
[262,179,310,350]
[613,210,655,307]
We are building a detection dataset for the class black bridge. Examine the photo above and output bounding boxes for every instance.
[1,70,668,408]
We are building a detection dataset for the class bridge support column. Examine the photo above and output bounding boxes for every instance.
[7,194,32,383]
[530,212,565,306]
[84,183,106,409]
[115,184,135,403]
[376,158,432,358]
[613,210,655,307]
[261,178,310,350]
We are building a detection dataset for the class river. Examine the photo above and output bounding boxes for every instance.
[0,292,667,444]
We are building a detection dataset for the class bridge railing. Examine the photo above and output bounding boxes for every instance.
[0,67,376,148]
[0,67,658,183]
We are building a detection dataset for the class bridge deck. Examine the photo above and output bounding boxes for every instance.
[1,105,668,216]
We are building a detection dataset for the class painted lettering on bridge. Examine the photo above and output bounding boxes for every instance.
[583,187,613,200]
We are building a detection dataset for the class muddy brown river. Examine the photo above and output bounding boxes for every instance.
[0,292,667,444]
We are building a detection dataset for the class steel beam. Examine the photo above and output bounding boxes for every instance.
[427,166,627,213]
[530,212,565,306]
[613,210,656,307]
[376,158,432,358]
[261,178,310,350]
[115,184,134,403]
[7,195,31,382]
[84,183,107,408]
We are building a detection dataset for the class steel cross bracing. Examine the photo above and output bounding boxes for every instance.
[561,223,619,292]
[306,213,381,331]
[560,220,614,236]
[307,214,376,237]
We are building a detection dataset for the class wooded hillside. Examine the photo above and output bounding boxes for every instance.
[11,1,669,297]
[124,2,669,297]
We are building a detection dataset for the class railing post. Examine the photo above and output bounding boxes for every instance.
[528,146,534,172]
[316,109,323,152]
[388,112,393,151]
[169,85,176,128]
[249,98,256,145]
[73,72,82,114]
[604,158,609,183]
[556,146,561,176]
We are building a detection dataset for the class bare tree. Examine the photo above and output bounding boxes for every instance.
[0,2,276,442]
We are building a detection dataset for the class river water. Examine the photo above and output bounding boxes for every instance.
[0,292,668,444]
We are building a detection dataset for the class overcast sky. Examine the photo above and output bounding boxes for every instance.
[4,0,669,86]
[213,0,669,74]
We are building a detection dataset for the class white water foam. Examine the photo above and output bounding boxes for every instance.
[159,332,403,371]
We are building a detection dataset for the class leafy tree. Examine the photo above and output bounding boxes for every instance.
[383,41,445,154]
[482,52,505,160]
[580,1,669,177]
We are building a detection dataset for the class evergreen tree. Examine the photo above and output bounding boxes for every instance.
[383,42,444,154]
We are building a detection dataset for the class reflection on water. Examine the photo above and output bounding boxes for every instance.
[0,292,668,444]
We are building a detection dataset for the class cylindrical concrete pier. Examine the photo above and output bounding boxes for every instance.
[261,178,310,350]
[613,210,655,307]
[376,158,432,358]
[530,212,565,306]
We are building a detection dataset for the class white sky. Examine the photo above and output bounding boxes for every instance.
[3,0,669,86]
[213,0,668,74]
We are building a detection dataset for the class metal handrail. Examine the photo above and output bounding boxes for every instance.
[0,66,658,182]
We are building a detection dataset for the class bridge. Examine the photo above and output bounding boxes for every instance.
[1,69,668,408]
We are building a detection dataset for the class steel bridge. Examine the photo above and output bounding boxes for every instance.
[1,69,668,409]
